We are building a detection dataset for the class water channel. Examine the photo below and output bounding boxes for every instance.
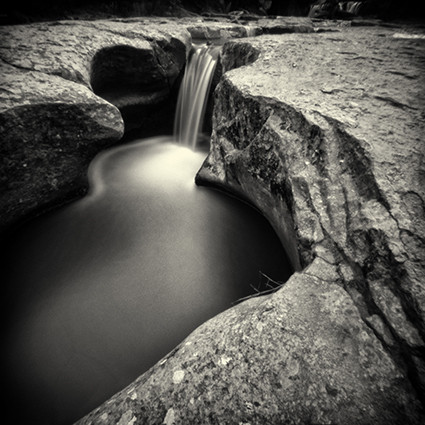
[1,46,292,425]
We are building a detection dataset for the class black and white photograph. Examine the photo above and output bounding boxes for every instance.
[1,1,424,424]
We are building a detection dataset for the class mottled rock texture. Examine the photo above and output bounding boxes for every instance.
[78,267,424,425]
[79,22,425,425]
[0,19,191,229]
[2,16,425,425]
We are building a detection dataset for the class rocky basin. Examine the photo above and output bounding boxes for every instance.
[79,21,425,425]
[1,15,425,425]
[0,18,191,230]
[1,15,309,231]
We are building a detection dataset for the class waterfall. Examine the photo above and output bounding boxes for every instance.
[174,46,218,149]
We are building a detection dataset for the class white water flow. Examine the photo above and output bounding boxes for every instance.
[174,46,218,148]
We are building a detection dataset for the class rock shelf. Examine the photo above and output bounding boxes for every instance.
[1,16,424,424]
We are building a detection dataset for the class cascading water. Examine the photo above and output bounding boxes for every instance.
[1,41,292,425]
[174,46,218,149]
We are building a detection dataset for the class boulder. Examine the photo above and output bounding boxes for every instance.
[78,21,425,425]
[78,266,423,425]
[0,63,123,230]
[0,19,191,230]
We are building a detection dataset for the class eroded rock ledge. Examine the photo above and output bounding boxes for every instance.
[201,24,425,378]
[79,23,425,424]
[0,16,315,231]
[2,16,425,424]
[0,19,191,230]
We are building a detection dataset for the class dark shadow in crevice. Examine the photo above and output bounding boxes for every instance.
[90,44,183,139]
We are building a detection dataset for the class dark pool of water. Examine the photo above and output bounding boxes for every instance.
[1,137,292,425]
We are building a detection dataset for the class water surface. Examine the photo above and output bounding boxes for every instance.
[2,137,291,424]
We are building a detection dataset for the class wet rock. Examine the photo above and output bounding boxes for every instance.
[0,19,191,230]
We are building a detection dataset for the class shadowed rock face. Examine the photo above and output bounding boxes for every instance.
[78,21,425,425]
[0,64,124,230]
[91,45,172,105]
[0,19,191,230]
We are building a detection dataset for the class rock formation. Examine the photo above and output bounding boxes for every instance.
[0,19,190,230]
[1,15,424,425]
[1,16,308,231]
[78,21,425,425]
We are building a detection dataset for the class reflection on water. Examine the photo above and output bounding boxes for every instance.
[2,137,292,425]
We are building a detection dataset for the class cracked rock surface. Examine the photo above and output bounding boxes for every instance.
[79,22,425,424]
[78,269,423,425]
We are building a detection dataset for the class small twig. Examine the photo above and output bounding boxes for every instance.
[233,271,285,305]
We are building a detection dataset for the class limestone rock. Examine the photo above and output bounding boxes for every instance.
[259,16,315,34]
[186,22,262,41]
[0,62,123,229]
[0,19,191,230]
[79,21,425,425]
[197,23,425,406]
[3,17,425,424]
[78,265,423,425]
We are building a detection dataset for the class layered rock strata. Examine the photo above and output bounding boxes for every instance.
[79,24,425,424]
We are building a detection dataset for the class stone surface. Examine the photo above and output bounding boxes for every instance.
[198,22,425,406]
[3,16,425,424]
[78,264,423,425]
[0,19,191,230]
[258,16,314,34]
[0,62,123,229]
[78,21,425,425]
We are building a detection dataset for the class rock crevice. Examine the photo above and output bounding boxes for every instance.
[0,19,191,230]
[196,25,425,411]
[80,22,425,425]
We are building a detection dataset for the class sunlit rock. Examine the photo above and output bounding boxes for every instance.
[79,267,424,424]
[196,23,425,421]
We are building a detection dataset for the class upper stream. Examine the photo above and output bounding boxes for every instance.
[2,46,292,425]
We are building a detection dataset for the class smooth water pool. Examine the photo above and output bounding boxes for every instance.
[2,137,292,424]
